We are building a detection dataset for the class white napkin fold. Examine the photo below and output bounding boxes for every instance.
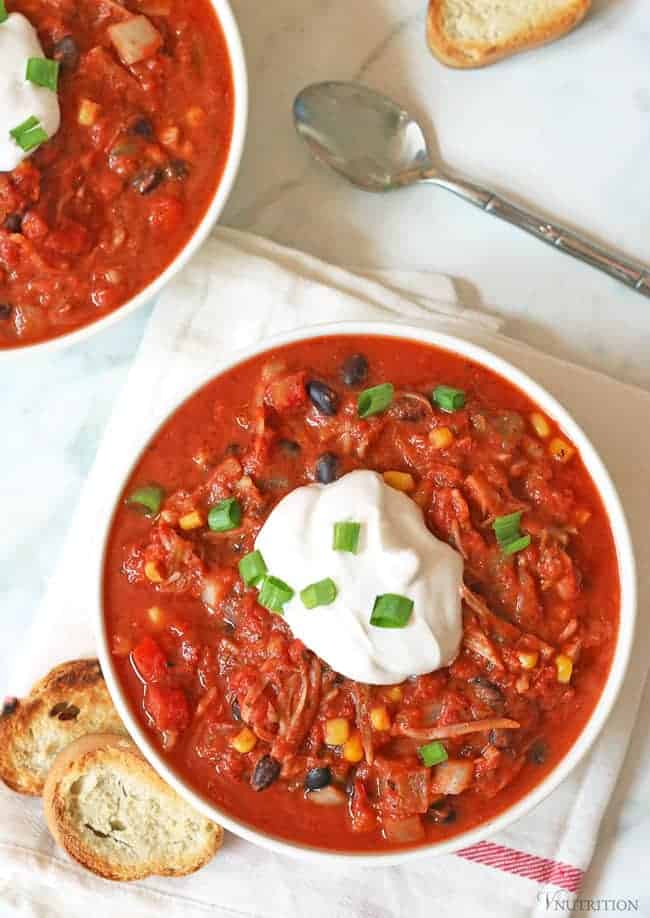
[1,228,648,918]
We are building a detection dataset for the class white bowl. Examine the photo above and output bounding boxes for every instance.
[1,0,247,358]
[95,320,637,866]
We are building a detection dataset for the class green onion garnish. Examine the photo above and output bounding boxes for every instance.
[418,740,448,767]
[207,497,241,532]
[10,116,48,152]
[493,511,523,545]
[433,385,466,412]
[370,594,414,629]
[357,383,394,418]
[300,577,338,609]
[238,550,267,587]
[126,484,164,516]
[257,575,294,613]
[26,57,60,92]
[501,534,531,556]
[0,1,8,24]
[333,521,361,553]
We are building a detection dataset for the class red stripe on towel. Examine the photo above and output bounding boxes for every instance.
[456,840,584,893]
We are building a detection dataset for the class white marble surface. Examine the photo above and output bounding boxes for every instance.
[1,0,649,912]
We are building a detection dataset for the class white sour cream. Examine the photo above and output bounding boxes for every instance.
[0,13,61,172]
[255,470,464,684]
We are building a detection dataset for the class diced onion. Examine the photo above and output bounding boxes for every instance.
[108,15,162,65]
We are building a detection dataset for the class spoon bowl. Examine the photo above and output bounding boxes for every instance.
[294,82,435,191]
[293,81,650,298]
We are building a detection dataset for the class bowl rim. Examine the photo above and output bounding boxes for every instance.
[0,0,248,360]
[94,319,637,866]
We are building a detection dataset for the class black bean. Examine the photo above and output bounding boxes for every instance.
[3,213,22,233]
[278,439,301,456]
[130,117,154,138]
[315,452,339,484]
[132,167,164,195]
[341,353,368,387]
[52,36,79,71]
[251,755,281,791]
[307,380,339,416]
[305,766,332,792]
[0,305,12,320]
[527,739,548,765]
[231,698,241,721]
[426,801,457,824]
[164,159,190,181]
[1,697,18,718]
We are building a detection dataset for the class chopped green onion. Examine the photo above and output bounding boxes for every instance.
[501,534,532,556]
[370,594,414,629]
[333,521,361,553]
[257,575,294,614]
[433,385,466,412]
[10,116,48,152]
[26,57,60,92]
[493,511,523,545]
[418,740,448,767]
[126,484,164,516]
[357,383,394,419]
[0,1,8,24]
[300,577,338,609]
[238,550,267,587]
[207,497,241,532]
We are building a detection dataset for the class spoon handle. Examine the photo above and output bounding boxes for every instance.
[429,174,650,298]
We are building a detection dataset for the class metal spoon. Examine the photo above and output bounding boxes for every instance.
[293,81,650,299]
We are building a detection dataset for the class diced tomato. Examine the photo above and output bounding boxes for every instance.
[264,371,308,412]
[145,684,191,732]
[132,635,168,683]
[21,211,49,241]
[45,219,91,256]
[349,779,376,833]
[147,196,184,235]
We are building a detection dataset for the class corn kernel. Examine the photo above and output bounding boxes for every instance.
[385,685,403,702]
[230,727,257,754]
[383,471,415,493]
[324,717,350,746]
[518,651,539,670]
[147,605,165,628]
[575,508,591,527]
[555,654,573,684]
[530,412,551,439]
[549,438,575,464]
[179,510,204,531]
[144,560,163,583]
[370,705,391,731]
[342,732,364,763]
[429,426,454,450]
[78,99,100,126]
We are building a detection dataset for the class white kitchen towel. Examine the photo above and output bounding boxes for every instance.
[1,227,648,918]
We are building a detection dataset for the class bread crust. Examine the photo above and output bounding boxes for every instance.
[0,659,126,795]
[426,0,592,68]
[44,734,223,881]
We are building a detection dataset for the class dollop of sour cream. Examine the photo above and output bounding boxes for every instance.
[255,470,464,684]
[0,13,60,172]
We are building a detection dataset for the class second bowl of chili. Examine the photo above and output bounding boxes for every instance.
[95,321,636,864]
[0,0,247,353]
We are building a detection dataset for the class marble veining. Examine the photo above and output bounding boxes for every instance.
[1,0,649,912]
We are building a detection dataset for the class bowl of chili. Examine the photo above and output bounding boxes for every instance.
[96,321,636,864]
[0,0,247,353]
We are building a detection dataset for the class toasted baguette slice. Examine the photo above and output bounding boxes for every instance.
[0,659,127,795]
[44,734,223,881]
[427,0,591,68]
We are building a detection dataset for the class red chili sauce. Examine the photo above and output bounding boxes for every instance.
[0,0,234,348]
[103,336,620,851]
